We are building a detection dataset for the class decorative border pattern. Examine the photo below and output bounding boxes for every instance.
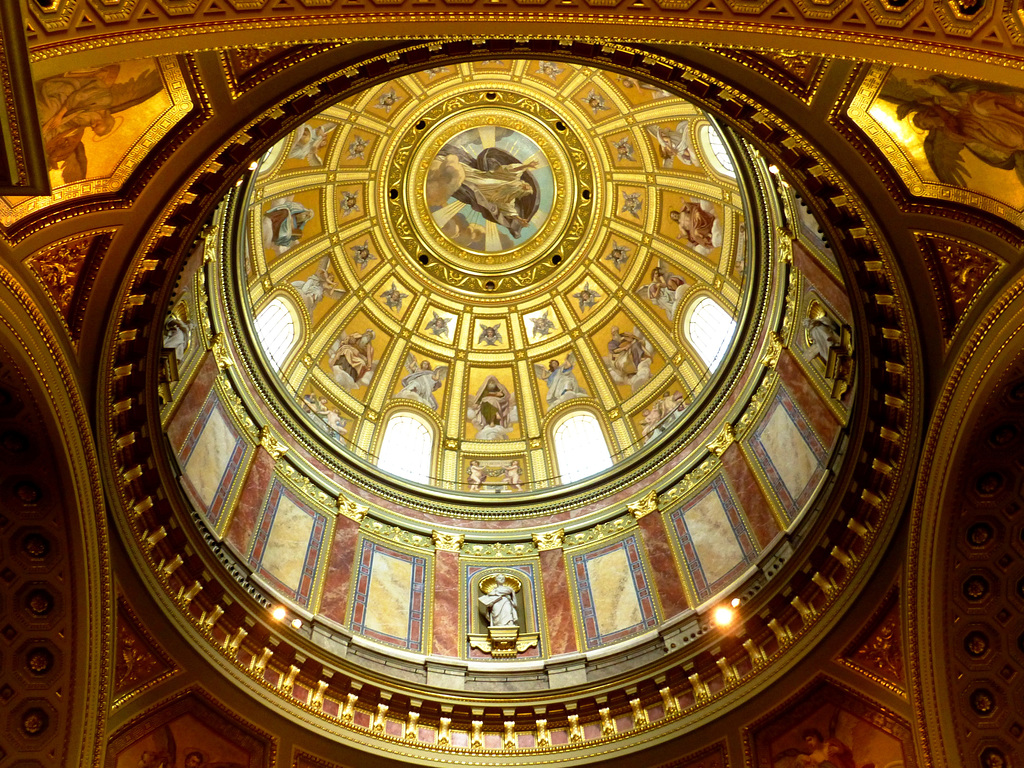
[350,538,427,651]
[571,534,658,650]
[248,479,329,608]
[669,475,757,602]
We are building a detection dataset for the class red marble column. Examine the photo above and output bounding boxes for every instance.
[793,241,852,320]
[539,549,577,656]
[636,512,690,619]
[318,515,362,625]
[224,446,275,556]
[431,549,460,657]
[720,443,782,549]
[166,352,219,451]
[777,348,841,447]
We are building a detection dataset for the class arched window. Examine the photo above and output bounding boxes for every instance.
[700,123,736,179]
[687,296,736,373]
[254,297,297,370]
[377,412,433,484]
[553,412,613,484]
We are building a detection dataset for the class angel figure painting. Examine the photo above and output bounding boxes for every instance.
[425,126,554,252]
[876,71,1024,189]
[36,61,166,185]
[466,375,519,440]
[290,256,344,316]
[639,390,687,445]
[647,121,696,168]
[637,260,690,320]
[111,707,257,768]
[535,353,587,408]
[395,354,448,411]
[326,328,376,391]
[603,326,655,393]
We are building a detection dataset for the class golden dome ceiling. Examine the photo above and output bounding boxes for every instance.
[240,59,751,493]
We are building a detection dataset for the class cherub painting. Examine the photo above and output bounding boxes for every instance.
[347,135,369,160]
[423,311,453,340]
[606,241,631,270]
[603,326,655,392]
[477,323,504,346]
[395,354,448,411]
[350,240,377,269]
[290,256,344,315]
[612,136,636,162]
[647,121,695,168]
[572,282,601,313]
[636,260,690,319]
[877,72,1024,187]
[380,282,409,313]
[621,191,643,219]
[639,390,687,444]
[300,392,349,441]
[326,329,376,391]
[529,310,556,338]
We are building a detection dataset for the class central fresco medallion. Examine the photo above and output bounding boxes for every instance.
[390,89,589,296]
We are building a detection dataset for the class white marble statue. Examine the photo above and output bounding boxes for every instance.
[479,574,518,627]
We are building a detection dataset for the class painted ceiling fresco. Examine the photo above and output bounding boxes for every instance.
[242,59,751,492]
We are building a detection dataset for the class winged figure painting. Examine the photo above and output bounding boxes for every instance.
[534,353,587,407]
[636,260,689,320]
[602,326,655,392]
[395,354,448,411]
[878,73,1024,187]
[647,121,695,168]
[290,256,344,314]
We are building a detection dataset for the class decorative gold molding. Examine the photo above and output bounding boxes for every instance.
[707,423,736,457]
[627,489,659,520]
[336,495,369,522]
[431,530,464,552]
[258,426,288,459]
[531,528,564,551]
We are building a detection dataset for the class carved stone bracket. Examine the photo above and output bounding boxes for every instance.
[469,626,539,658]
[628,489,659,520]
[432,530,464,552]
[531,528,564,551]
[258,426,288,459]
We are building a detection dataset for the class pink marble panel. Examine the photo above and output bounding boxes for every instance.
[484,733,501,749]
[777,350,841,448]
[540,549,577,655]
[224,446,275,557]
[517,733,535,749]
[794,240,852,322]
[167,353,219,451]
[431,549,460,657]
[720,443,781,549]
[319,515,361,625]
[638,512,689,618]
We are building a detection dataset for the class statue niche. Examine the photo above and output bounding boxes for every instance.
[468,572,539,658]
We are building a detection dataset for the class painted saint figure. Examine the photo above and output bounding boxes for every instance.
[262,197,314,254]
[534,353,587,407]
[669,199,721,254]
[327,329,376,391]
[479,574,518,627]
[290,256,344,314]
[395,354,448,411]
[466,375,518,440]
[603,326,654,392]
[637,261,689,319]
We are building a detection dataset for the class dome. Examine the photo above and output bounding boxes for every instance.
[234,60,755,496]
[156,47,864,764]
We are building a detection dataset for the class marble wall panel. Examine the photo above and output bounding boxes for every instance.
[571,535,658,650]
[224,446,275,555]
[351,539,427,651]
[318,516,360,624]
[539,549,577,655]
[248,480,328,607]
[748,386,828,521]
[432,549,460,657]
[166,352,219,449]
[637,512,690,618]
[794,240,852,322]
[178,394,249,527]
[669,475,757,602]
[720,442,782,549]
[777,348,841,448]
